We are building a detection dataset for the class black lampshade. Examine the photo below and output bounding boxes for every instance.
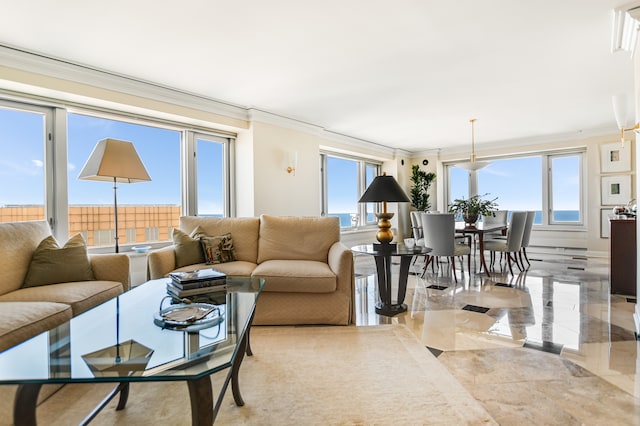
[358,174,410,203]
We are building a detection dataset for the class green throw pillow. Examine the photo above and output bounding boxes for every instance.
[173,226,206,268]
[23,234,94,288]
[200,233,236,264]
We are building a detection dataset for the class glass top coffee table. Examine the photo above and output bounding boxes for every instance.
[0,276,264,426]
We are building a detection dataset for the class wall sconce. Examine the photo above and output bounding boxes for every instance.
[287,151,298,175]
[612,94,639,145]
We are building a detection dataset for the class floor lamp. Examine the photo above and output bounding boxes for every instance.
[78,138,151,253]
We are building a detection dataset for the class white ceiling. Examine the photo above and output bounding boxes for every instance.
[0,0,636,153]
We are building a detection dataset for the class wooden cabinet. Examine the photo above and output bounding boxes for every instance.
[609,218,637,296]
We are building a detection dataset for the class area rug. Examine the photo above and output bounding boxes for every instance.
[17,325,496,425]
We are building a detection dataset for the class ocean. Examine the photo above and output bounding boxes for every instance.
[330,210,580,228]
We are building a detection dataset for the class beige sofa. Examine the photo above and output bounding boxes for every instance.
[0,221,129,353]
[148,214,355,325]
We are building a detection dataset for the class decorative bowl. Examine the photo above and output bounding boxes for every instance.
[132,246,151,254]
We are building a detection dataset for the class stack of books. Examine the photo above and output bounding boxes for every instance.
[167,268,227,299]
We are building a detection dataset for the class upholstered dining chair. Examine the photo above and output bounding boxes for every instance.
[518,211,536,268]
[420,212,471,283]
[482,210,509,238]
[483,211,527,275]
[470,209,508,254]
[410,211,424,245]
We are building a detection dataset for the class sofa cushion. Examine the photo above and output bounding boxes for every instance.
[173,227,206,268]
[252,260,337,293]
[0,281,123,316]
[201,233,237,264]
[172,261,257,277]
[0,221,51,295]
[180,217,260,264]
[23,234,94,288]
[0,302,72,353]
[257,215,340,263]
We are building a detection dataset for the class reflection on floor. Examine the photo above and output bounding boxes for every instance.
[354,251,640,424]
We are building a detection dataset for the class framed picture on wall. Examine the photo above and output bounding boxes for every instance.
[600,208,611,239]
[601,174,631,205]
[600,142,631,173]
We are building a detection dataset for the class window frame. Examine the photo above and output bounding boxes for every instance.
[320,152,381,228]
[444,148,586,229]
[0,97,235,251]
[185,131,234,217]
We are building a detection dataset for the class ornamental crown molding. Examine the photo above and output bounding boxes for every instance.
[0,44,248,121]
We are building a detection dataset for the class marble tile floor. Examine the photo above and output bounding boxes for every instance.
[353,251,640,425]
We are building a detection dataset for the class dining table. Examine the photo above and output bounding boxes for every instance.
[455,222,508,277]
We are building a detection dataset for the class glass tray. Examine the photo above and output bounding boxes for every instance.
[153,302,224,332]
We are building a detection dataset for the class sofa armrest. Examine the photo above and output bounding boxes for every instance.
[90,253,130,290]
[328,242,355,324]
[148,246,177,279]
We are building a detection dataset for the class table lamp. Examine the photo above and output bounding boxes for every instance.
[358,172,410,247]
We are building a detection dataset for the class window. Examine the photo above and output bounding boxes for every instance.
[320,154,381,228]
[477,156,543,223]
[0,98,233,249]
[125,228,136,244]
[446,150,584,227]
[550,154,581,223]
[67,112,181,248]
[194,134,228,217]
[0,101,52,223]
[145,227,159,241]
[94,229,114,246]
[448,166,469,208]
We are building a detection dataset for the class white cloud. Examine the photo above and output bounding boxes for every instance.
[0,159,42,176]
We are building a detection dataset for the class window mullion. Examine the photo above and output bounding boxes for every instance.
[542,155,550,225]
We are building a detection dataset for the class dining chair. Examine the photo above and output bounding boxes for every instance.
[483,211,527,275]
[410,211,424,245]
[420,212,471,283]
[482,210,509,238]
[471,209,508,253]
[518,211,536,268]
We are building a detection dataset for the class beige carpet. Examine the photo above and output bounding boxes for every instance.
[12,325,496,425]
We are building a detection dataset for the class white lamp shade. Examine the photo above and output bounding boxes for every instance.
[455,161,491,171]
[612,94,635,129]
[78,139,151,183]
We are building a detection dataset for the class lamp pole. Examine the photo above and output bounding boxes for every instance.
[113,177,119,253]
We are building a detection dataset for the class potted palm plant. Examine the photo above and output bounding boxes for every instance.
[410,165,436,211]
[448,193,498,227]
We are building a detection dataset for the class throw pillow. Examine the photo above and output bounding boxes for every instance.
[23,234,94,288]
[200,233,236,264]
[172,226,207,268]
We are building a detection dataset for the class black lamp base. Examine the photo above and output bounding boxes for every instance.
[372,242,397,251]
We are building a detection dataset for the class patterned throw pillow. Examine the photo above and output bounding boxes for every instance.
[200,233,236,264]
[172,226,207,268]
[23,234,94,287]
